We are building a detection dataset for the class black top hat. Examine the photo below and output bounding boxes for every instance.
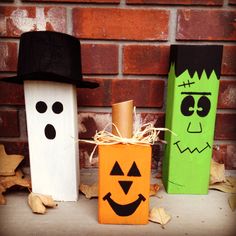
[1,31,99,88]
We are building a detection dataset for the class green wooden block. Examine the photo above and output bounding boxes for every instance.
[163,45,223,194]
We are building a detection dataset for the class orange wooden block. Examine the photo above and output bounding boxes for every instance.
[98,144,151,224]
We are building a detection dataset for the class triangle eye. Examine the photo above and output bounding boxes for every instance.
[110,161,124,176]
[127,161,141,177]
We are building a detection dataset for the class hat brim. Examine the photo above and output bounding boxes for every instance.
[0,72,99,89]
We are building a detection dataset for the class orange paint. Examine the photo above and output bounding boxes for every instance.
[98,144,151,224]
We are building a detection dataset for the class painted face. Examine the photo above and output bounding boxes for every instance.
[172,66,219,156]
[98,144,151,224]
[164,65,220,192]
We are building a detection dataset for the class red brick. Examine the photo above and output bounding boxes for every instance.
[123,45,169,75]
[78,78,164,107]
[218,80,236,109]
[215,113,236,140]
[127,0,223,5]
[0,110,20,137]
[221,46,236,75]
[176,10,236,41]
[81,44,118,75]
[73,8,169,41]
[24,0,119,2]
[0,42,17,72]
[0,81,25,105]
[213,144,236,170]
[111,79,165,107]
[77,79,112,107]
[0,6,66,38]
[229,0,236,4]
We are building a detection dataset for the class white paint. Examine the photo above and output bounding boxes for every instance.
[10,7,66,33]
[24,81,79,201]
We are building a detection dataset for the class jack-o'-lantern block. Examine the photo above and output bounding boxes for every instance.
[98,100,152,224]
[98,144,151,224]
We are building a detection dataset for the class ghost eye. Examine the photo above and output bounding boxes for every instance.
[36,101,47,113]
[197,96,211,117]
[52,102,63,114]
[127,162,141,177]
[181,95,195,116]
[110,161,124,176]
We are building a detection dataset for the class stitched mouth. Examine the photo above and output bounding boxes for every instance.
[103,192,146,217]
[174,140,211,154]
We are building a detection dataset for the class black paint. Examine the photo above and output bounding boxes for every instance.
[110,161,124,176]
[36,101,47,113]
[52,101,63,114]
[169,45,223,79]
[118,181,133,195]
[127,162,141,177]
[181,96,194,116]
[103,192,146,217]
[197,96,211,117]
[44,124,56,140]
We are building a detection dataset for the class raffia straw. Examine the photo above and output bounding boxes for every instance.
[79,122,175,163]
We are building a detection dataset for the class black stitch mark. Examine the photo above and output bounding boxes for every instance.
[174,141,211,154]
[178,80,195,88]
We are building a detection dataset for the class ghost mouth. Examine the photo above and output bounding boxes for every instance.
[103,192,146,217]
[174,140,211,154]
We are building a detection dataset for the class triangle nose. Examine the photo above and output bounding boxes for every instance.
[118,181,133,195]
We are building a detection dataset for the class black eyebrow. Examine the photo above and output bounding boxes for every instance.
[181,92,212,95]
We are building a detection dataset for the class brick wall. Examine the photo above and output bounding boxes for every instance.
[0,0,235,170]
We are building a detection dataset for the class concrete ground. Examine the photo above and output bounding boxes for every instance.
[0,169,235,236]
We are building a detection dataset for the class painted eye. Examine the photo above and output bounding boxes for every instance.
[197,96,211,117]
[52,102,63,114]
[127,162,141,177]
[110,161,124,176]
[181,95,195,116]
[36,101,47,113]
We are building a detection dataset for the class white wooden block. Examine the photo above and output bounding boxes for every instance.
[24,80,79,201]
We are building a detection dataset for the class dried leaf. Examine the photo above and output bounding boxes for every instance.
[0,145,24,176]
[79,182,98,199]
[209,176,236,193]
[36,193,57,208]
[150,183,160,196]
[228,195,236,211]
[210,159,226,184]
[0,169,31,204]
[28,192,57,214]
[28,193,46,214]
[149,207,171,226]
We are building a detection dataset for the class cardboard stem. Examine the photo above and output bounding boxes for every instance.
[112,100,133,138]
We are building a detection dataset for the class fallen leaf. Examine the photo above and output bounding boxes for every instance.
[150,183,160,196]
[228,195,236,211]
[28,193,46,214]
[210,159,226,184]
[149,207,171,226]
[79,182,98,199]
[0,145,24,176]
[0,169,31,204]
[209,176,236,193]
[28,192,57,214]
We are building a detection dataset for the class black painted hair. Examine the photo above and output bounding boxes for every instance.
[170,45,223,79]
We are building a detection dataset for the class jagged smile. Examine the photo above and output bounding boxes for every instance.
[174,140,211,154]
[103,192,146,216]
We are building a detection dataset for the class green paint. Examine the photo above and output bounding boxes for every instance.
[163,62,220,194]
